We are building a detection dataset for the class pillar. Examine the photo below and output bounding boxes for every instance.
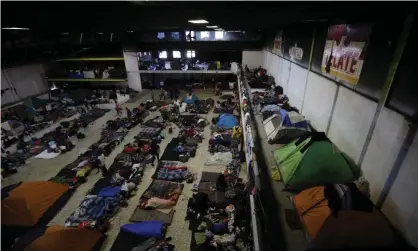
[123,50,142,92]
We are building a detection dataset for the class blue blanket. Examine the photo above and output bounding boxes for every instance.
[66,196,119,226]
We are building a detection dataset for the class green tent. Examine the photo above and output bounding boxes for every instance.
[273,132,359,190]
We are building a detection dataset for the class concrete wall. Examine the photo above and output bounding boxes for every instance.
[242,50,262,70]
[1,64,48,106]
[259,51,418,247]
[123,51,142,92]
[302,72,338,132]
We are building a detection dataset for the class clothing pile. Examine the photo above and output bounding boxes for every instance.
[51,157,93,187]
[159,105,179,122]
[97,130,127,156]
[187,194,252,250]
[66,146,148,230]
[143,116,165,128]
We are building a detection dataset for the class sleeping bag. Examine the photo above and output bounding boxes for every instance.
[121,220,165,238]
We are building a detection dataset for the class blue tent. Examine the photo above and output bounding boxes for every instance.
[183,93,198,105]
[216,114,239,129]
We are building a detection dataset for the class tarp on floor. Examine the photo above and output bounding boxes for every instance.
[263,110,310,144]
[273,132,359,189]
[293,186,406,250]
[11,225,104,251]
[216,114,239,129]
[1,181,70,226]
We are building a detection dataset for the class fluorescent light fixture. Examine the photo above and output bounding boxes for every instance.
[188,19,208,24]
[97,32,104,35]
[206,25,218,28]
[127,30,134,33]
[61,32,69,35]
[2,27,30,30]
[214,28,223,31]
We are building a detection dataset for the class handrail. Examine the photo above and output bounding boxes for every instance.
[237,70,262,251]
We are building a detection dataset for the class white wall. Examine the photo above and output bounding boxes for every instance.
[327,86,378,163]
[262,51,282,87]
[123,51,142,91]
[382,134,418,248]
[242,50,262,70]
[1,64,48,106]
[302,72,338,131]
[259,50,418,248]
[286,63,308,111]
[361,108,409,201]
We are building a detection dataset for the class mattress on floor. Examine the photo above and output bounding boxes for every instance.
[160,142,180,161]
[197,182,226,203]
[151,161,188,182]
[138,180,184,209]
[129,208,175,224]
[137,127,162,137]
[201,172,221,182]
[65,195,119,227]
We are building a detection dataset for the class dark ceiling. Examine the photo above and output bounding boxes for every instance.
[2,1,413,32]
[1,1,414,67]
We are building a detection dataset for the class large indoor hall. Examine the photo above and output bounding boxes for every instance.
[1,2,418,251]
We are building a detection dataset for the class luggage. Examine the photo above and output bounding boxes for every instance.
[60,121,71,128]
[206,98,215,106]
[189,149,196,157]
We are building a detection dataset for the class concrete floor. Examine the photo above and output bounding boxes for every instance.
[2,89,247,251]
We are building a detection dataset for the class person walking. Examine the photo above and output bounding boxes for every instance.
[126,107,132,120]
[115,102,122,116]
[150,139,160,166]
[151,89,155,101]
[252,91,261,114]
[169,88,174,100]
[174,88,180,100]
[159,88,167,101]
[93,152,108,177]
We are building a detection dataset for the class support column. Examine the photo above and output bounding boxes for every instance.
[123,50,142,92]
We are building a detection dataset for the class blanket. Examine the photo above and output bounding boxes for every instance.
[152,161,188,182]
[34,149,60,159]
[139,180,184,209]
[65,195,119,227]
[205,152,233,166]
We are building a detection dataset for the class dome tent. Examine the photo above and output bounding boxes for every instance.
[2,181,73,250]
[263,109,310,144]
[2,181,72,227]
[293,186,410,251]
[11,225,104,251]
[216,114,239,129]
[273,132,359,190]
